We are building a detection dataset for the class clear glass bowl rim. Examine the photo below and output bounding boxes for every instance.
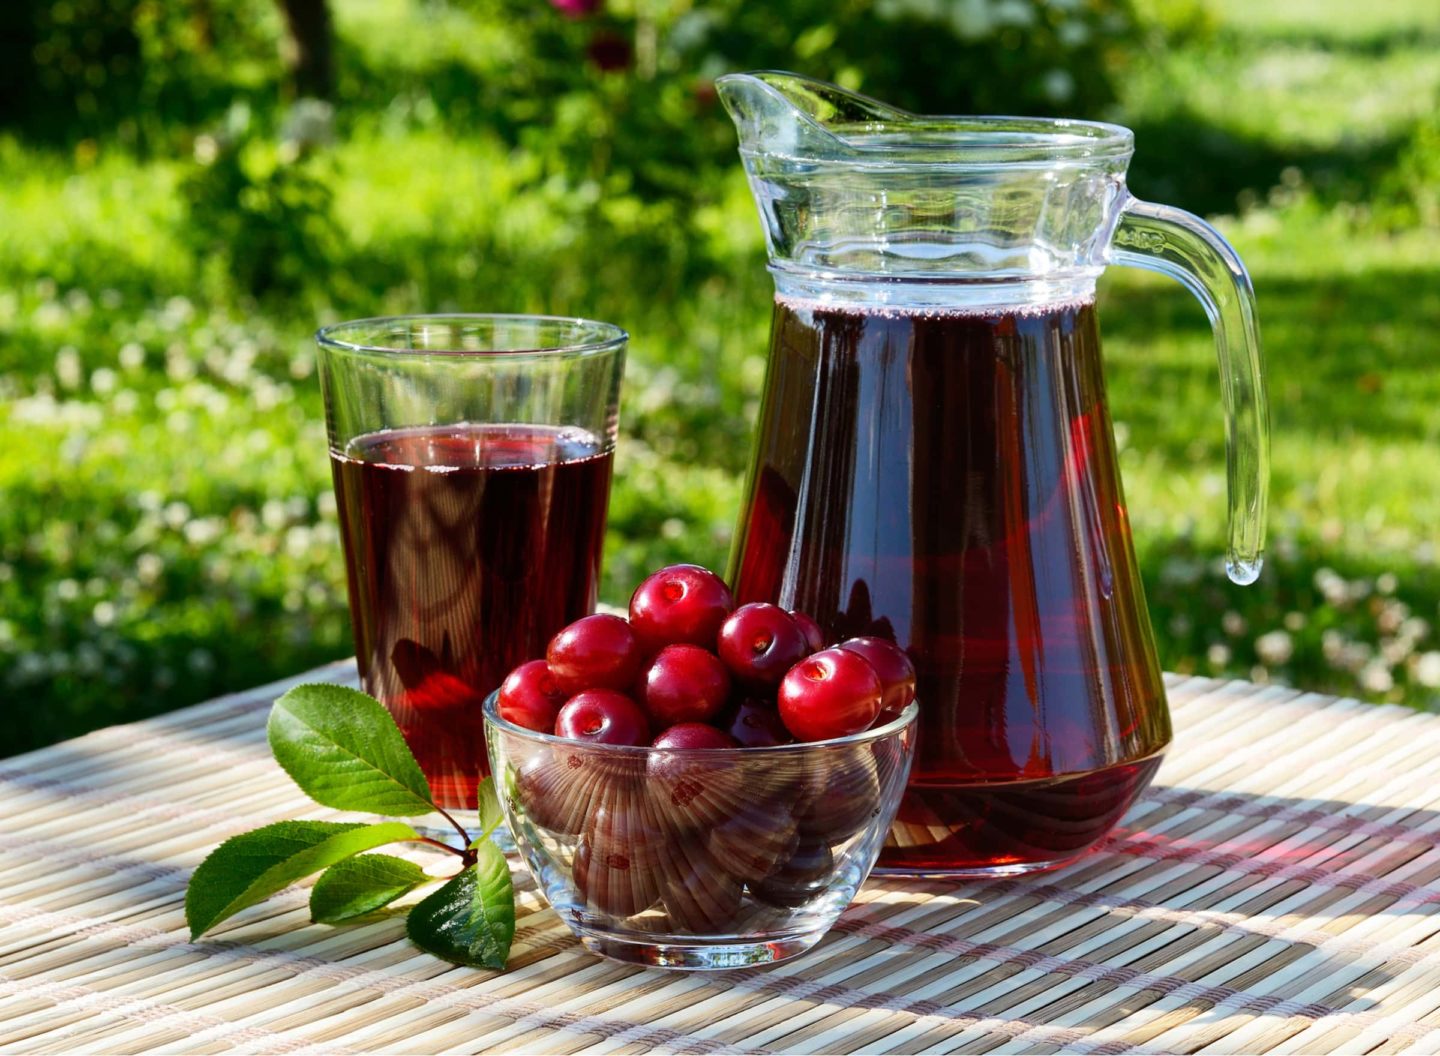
[315,313,629,360]
[482,691,918,755]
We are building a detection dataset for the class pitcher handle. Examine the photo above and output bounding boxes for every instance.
[1107,195,1270,585]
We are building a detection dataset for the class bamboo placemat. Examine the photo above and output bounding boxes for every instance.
[3,665,1440,1054]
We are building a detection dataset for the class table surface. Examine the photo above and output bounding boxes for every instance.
[4,666,1440,1055]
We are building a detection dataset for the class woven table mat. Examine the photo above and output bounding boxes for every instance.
[2,666,1440,1054]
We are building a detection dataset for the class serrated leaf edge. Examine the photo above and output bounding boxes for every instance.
[309,853,429,924]
[186,819,418,939]
[268,684,436,816]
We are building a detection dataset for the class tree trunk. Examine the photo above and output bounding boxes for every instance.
[276,0,333,99]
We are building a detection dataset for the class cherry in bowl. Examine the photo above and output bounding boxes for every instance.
[547,614,643,695]
[628,564,734,652]
[555,689,650,746]
[717,603,810,689]
[777,647,884,743]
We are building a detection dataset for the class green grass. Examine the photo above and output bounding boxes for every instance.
[2,0,1439,756]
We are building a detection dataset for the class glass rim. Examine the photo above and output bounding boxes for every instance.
[315,313,629,360]
[482,691,918,754]
[819,114,1136,162]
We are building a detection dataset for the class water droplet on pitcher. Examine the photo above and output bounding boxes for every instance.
[1226,556,1263,586]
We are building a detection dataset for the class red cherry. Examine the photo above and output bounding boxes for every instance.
[655,840,743,933]
[777,647,883,742]
[717,603,809,689]
[573,786,665,918]
[789,610,826,654]
[648,751,746,836]
[628,564,734,652]
[554,689,649,746]
[794,751,882,843]
[647,724,747,834]
[707,803,798,886]
[720,698,793,748]
[638,644,731,727]
[839,637,917,720]
[514,749,594,835]
[750,838,835,908]
[652,723,739,750]
[496,660,568,733]
[546,614,643,695]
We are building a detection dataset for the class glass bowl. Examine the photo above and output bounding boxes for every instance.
[482,693,918,970]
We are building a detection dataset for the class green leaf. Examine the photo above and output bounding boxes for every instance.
[406,841,514,969]
[475,776,503,843]
[309,853,429,924]
[186,820,418,939]
[268,683,435,816]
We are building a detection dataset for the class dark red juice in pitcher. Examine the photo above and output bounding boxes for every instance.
[332,424,612,809]
[730,297,1171,874]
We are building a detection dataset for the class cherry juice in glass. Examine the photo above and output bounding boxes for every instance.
[332,424,611,808]
[730,296,1171,874]
[317,315,626,812]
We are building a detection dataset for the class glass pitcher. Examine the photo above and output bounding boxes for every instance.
[717,72,1269,876]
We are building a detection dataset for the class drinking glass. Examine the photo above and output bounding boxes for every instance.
[316,315,626,810]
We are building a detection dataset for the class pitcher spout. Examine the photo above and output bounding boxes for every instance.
[715,72,912,160]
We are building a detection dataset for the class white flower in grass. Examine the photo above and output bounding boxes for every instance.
[1314,568,1348,605]
[55,347,83,390]
[1255,630,1294,666]
[285,526,313,557]
[1206,643,1231,668]
[119,342,145,371]
[1382,637,1414,666]
[1359,661,1394,695]
[136,553,163,584]
[1401,617,1431,642]
[1413,652,1440,689]
[90,367,117,395]
[1377,572,1399,595]
[165,346,196,383]
[184,518,224,546]
[1222,611,1248,637]
[1377,600,1409,635]
[163,296,194,325]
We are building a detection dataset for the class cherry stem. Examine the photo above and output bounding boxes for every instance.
[413,836,468,858]
[434,804,471,845]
